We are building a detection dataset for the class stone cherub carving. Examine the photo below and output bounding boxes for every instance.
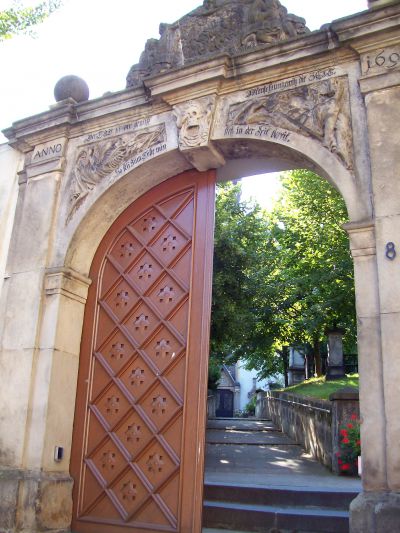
[227,77,353,169]
[126,0,309,88]
[173,99,213,149]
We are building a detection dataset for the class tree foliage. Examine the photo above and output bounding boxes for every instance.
[210,181,282,376]
[0,0,61,41]
[210,170,356,380]
[245,170,356,377]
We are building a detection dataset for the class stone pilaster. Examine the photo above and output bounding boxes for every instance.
[344,221,387,491]
[348,50,400,530]
[0,267,90,532]
[362,79,400,491]
[0,126,89,531]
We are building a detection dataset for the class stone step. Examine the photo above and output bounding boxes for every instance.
[205,442,334,478]
[202,500,349,533]
[204,482,358,510]
[206,429,295,445]
[207,418,275,432]
[203,529,253,533]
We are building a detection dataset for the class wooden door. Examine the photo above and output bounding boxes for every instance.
[70,170,216,533]
[216,390,234,418]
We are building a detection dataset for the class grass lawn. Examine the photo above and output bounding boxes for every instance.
[278,374,359,400]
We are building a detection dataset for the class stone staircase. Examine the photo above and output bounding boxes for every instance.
[202,418,361,533]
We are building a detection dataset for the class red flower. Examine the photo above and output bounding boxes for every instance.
[340,429,348,437]
[351,414,358,421]
[347,423,354,429]
[342,437,350,444]
[356,440,361,446]
[340,463,350,471]
[338,459,343,464]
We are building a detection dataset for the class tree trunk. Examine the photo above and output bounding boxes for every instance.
[305,352,313,380]
[313,336,323,377]
[282,346,289,387]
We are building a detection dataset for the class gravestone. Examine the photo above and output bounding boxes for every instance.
[326,328,346,380]
[288,347,305,385]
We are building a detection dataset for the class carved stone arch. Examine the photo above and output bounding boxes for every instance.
[2,2,400,531]
[62,149,191,277]
[212,135,372,223]
[62,126,372,281]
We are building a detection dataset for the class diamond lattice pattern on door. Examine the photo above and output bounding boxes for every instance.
[80,189,195,530]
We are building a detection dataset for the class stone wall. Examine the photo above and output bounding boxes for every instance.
[0,144,21,298]
[257,389,359,470]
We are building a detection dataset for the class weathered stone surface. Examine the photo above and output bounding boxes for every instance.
[0,470,19,529]
[0,470,72,532]
[0,144,20,301]
[126,0,309,88]
[350,491,400,533]
[36,478,73,530]
[368,0,399,8]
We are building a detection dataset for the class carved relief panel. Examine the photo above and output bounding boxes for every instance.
[66,122,168,223]
[174,98,213,150]
[215,69,354,170]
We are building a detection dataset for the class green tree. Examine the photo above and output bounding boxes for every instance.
[210,181,282,377]
[210,170,356,383]
[0,0,61,41]
[245,170,356,378]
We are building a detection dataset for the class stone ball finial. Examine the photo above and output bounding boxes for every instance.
[54,75,89,103]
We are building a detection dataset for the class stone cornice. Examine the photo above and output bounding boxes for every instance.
[343,220,377,257]
[2,86,151,152]
[3,5,400,152]
[44,267,91,304]
[331,2,400,52]
[144,30,357,105]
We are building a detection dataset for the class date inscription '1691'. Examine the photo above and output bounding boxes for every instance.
[364,49,400,75]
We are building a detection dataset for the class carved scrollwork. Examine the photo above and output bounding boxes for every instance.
[227,77,353,169]
[173,98,213,149]
[66,124,166,223]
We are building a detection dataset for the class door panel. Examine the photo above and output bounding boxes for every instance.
[71,170,216,533]
[216,389,234,418]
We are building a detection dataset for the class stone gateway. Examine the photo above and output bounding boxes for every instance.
[1,0,400,532]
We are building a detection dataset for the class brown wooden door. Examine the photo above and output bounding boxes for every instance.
[70,170,216,533]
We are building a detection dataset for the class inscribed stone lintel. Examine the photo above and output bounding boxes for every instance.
[23,138,67,179]
[31,139,66,165]
[361,46,400,77]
